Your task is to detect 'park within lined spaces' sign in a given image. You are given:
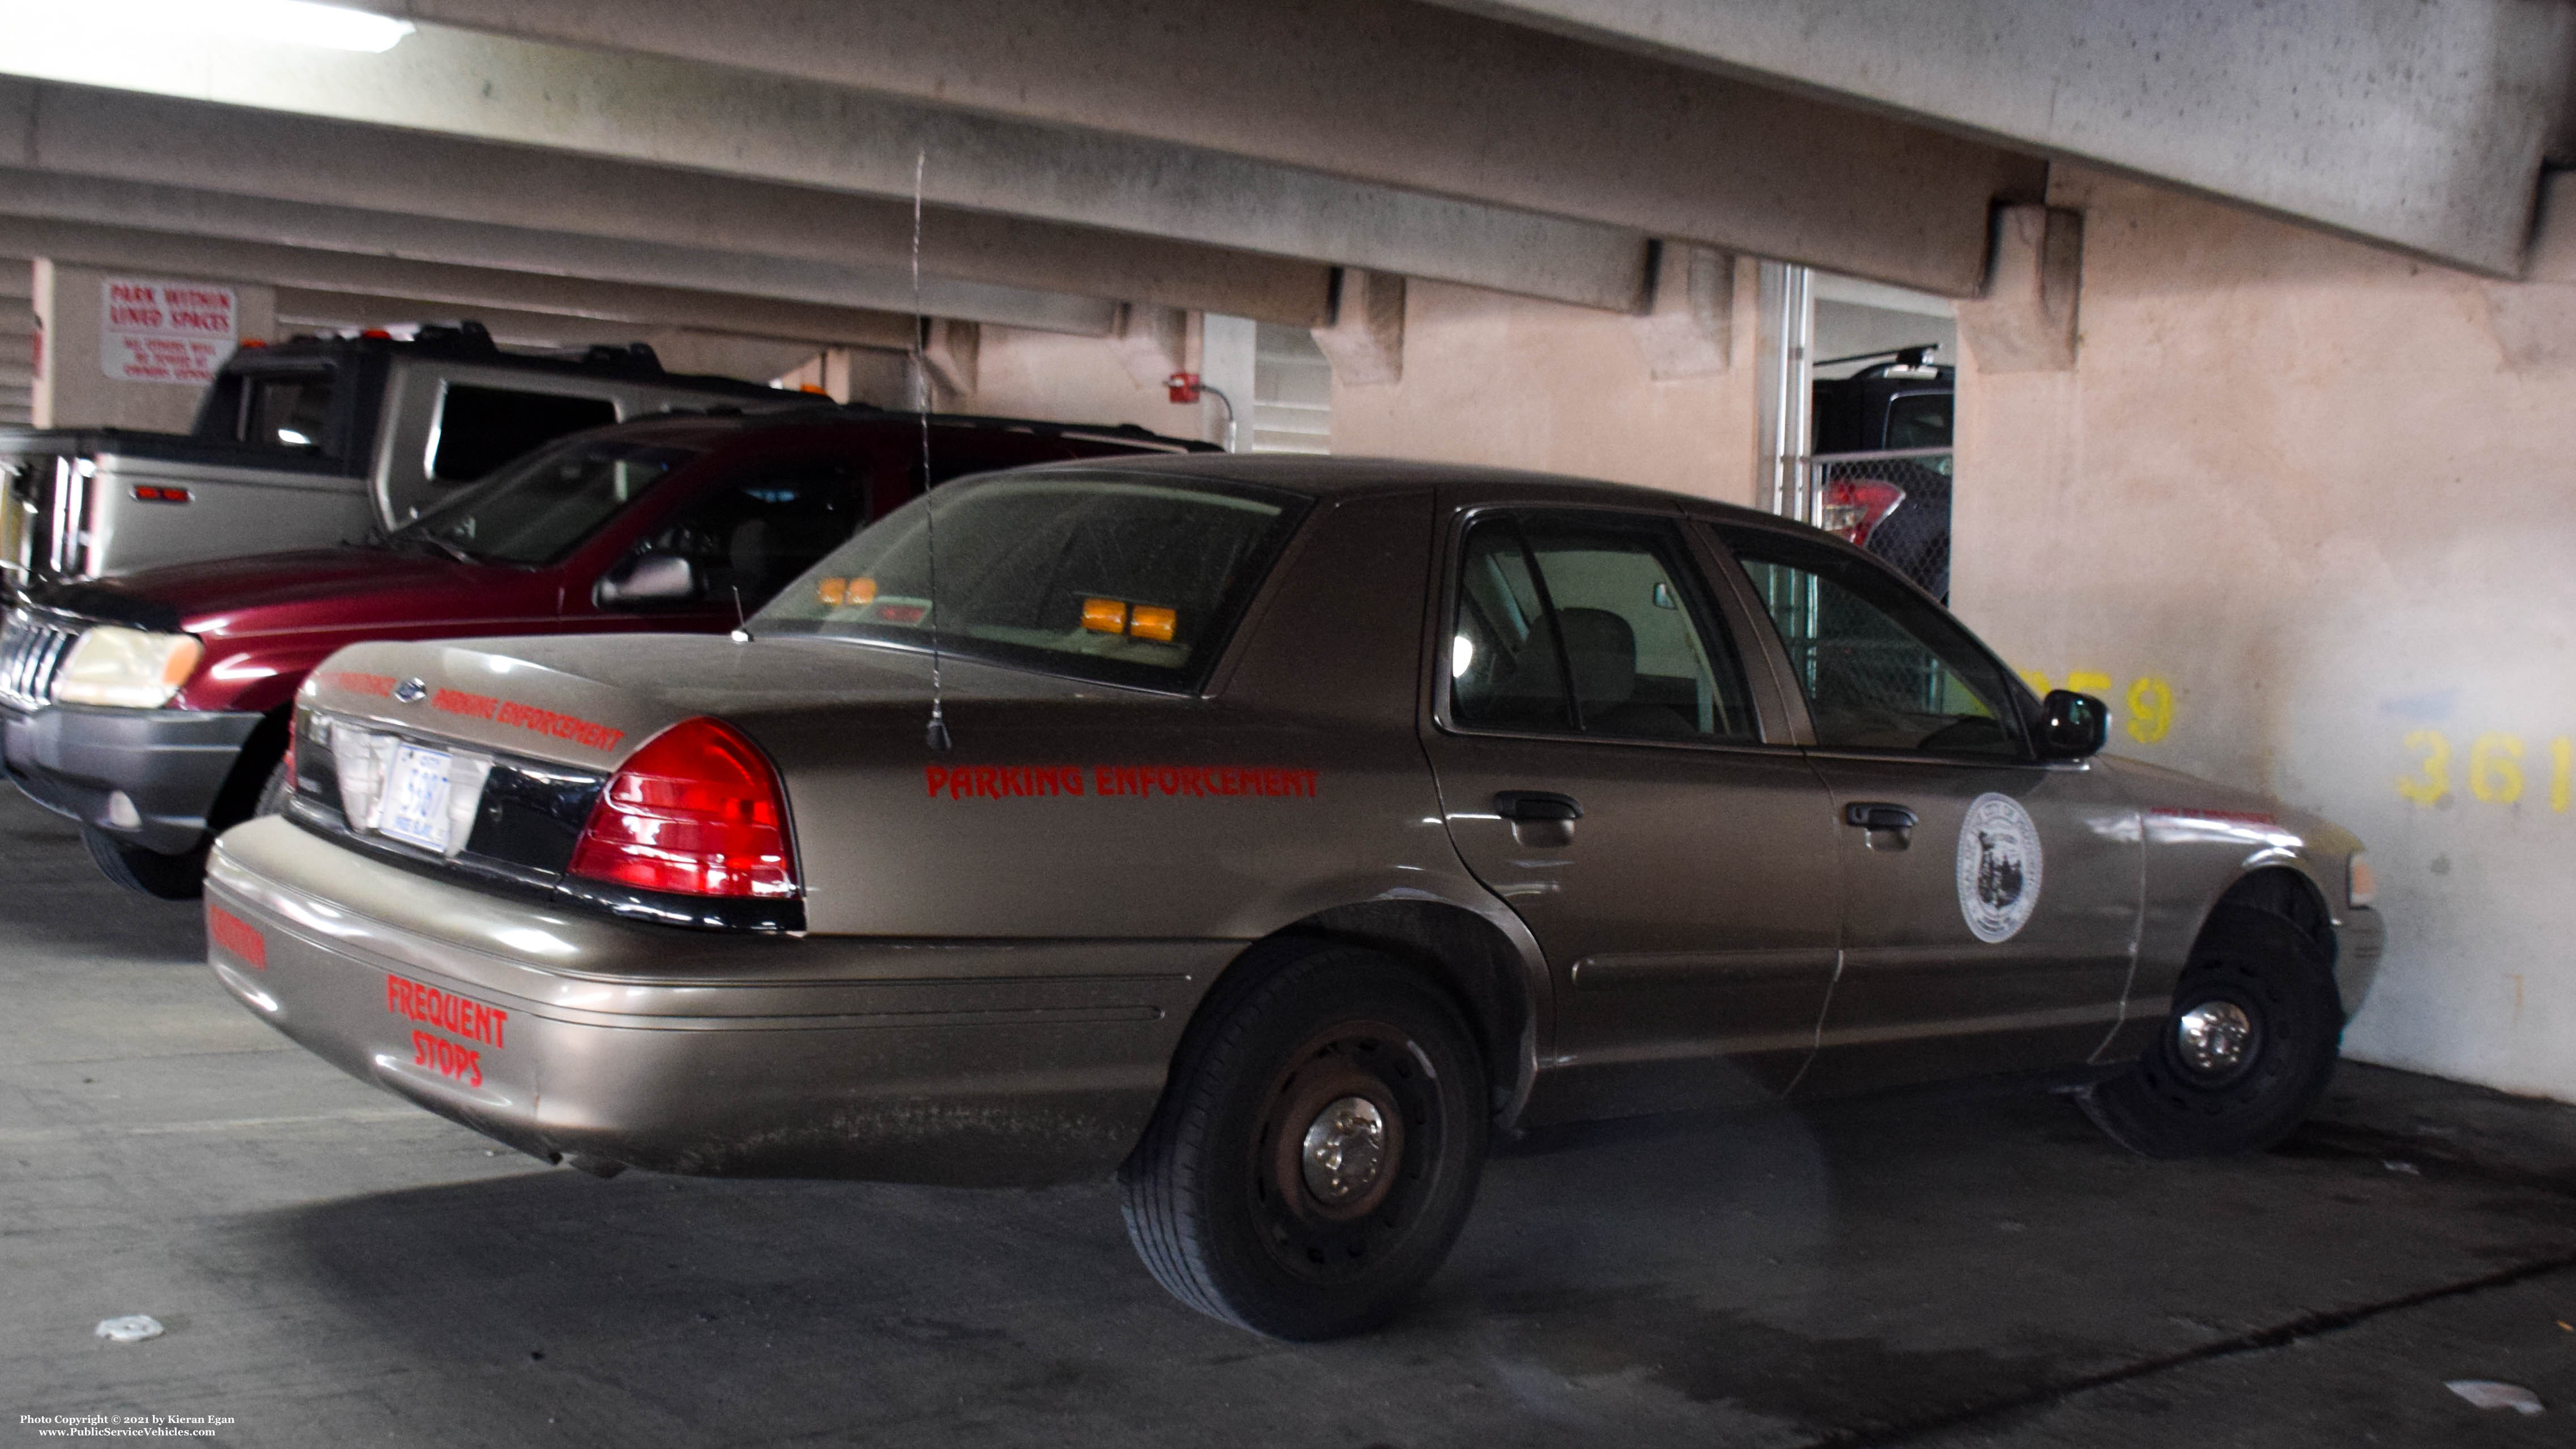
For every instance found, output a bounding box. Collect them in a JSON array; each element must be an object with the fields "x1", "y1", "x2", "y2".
[{"x1": 101, "y1": 278, "x2": 236, "y2": 385}]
